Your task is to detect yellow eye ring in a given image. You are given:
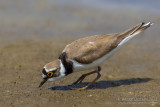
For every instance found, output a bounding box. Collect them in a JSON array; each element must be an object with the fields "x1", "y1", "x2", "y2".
[{"x1": 47, "y1": 72, "x2": 53, "y2": 77}]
